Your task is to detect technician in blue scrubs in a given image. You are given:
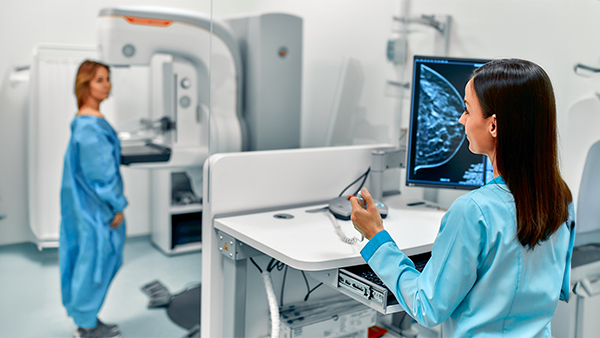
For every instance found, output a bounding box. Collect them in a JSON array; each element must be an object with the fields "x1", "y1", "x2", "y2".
[
  {"x1": 60, "y1": 60, "x2": 127, "y2": 338},
  {"x1": 351, "y1": 59, "x2": 575, "y2": 337}
]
